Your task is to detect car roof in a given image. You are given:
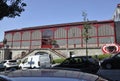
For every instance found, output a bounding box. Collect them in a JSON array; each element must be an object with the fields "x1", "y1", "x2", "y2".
[{"x1": 6, "y1": 69, "x2": 99, "y2": 81}]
